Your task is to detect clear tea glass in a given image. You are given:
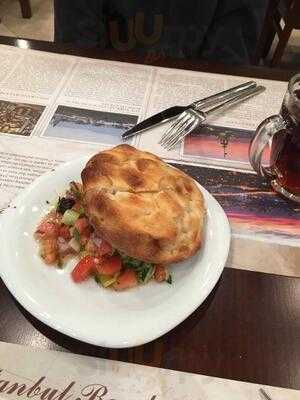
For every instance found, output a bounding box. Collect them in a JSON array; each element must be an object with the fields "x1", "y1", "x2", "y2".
[{"x1": 249, "y1": 73, "x2": 300, "y2": 202}]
